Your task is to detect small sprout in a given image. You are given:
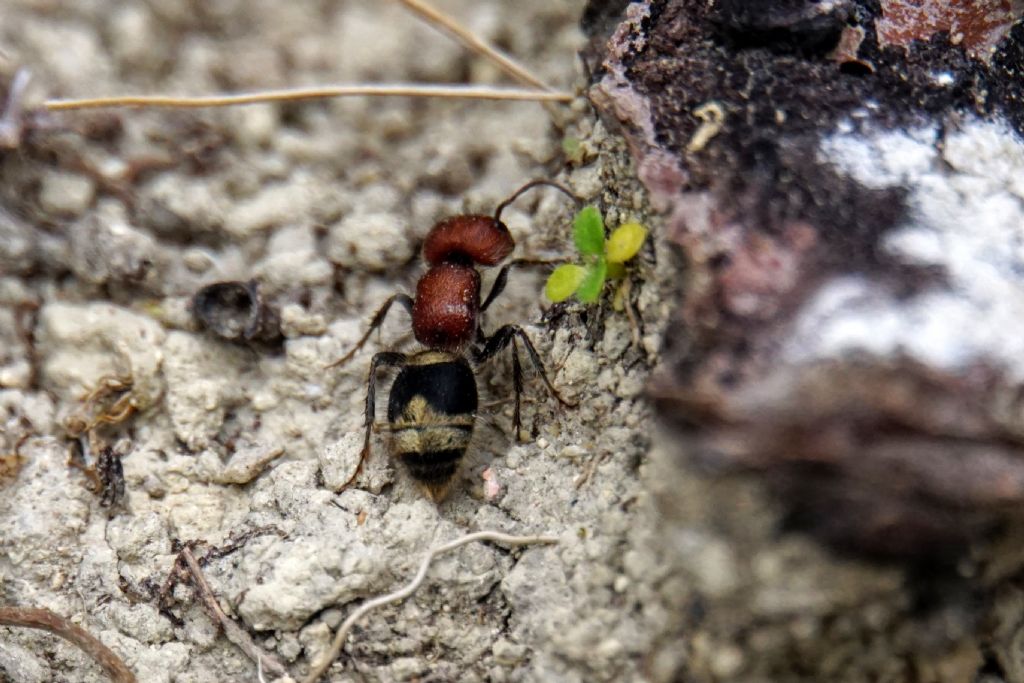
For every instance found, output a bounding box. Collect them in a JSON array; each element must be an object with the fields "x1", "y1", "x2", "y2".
[
  {"x1": 573, "y1": 205, "x2": 605, "y2": 256},
  {"x1": 545, "y1": 264, "x2": 587, "y2": 302},
  {"x1": 612, "y1": 279, "x2": 629, "y2": 311},
  {"x1": 562, "y1": 136, "x2": 584, "y2": 164},
  {"x1": 545, "y1": 206, "x2": 648, "y2": 304},
  {"x1": 576, "y1": 256, "x2": 607, "y2": 303},
  {"x1": 606, "y1": 223, "x2": 648, "y2": 263}
]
